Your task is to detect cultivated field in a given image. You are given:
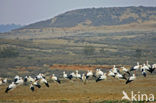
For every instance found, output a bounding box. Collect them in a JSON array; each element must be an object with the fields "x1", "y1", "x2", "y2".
[{"x1": 0, "y1": 69, "x2": 156, "y2": 103}]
